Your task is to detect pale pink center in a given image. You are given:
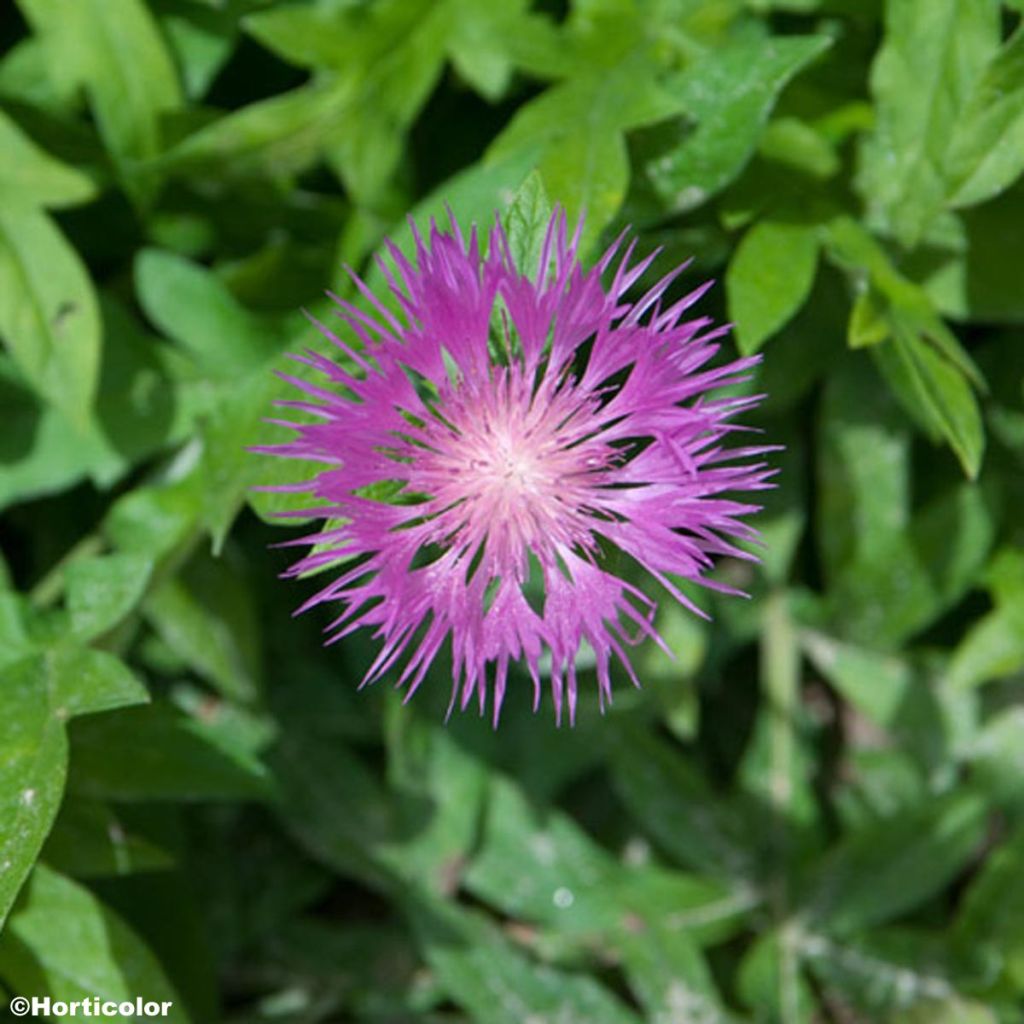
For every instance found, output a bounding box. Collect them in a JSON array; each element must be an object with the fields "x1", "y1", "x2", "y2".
[{"x1": 403, "y1": 369, "x2": 615, "y2": 577}]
